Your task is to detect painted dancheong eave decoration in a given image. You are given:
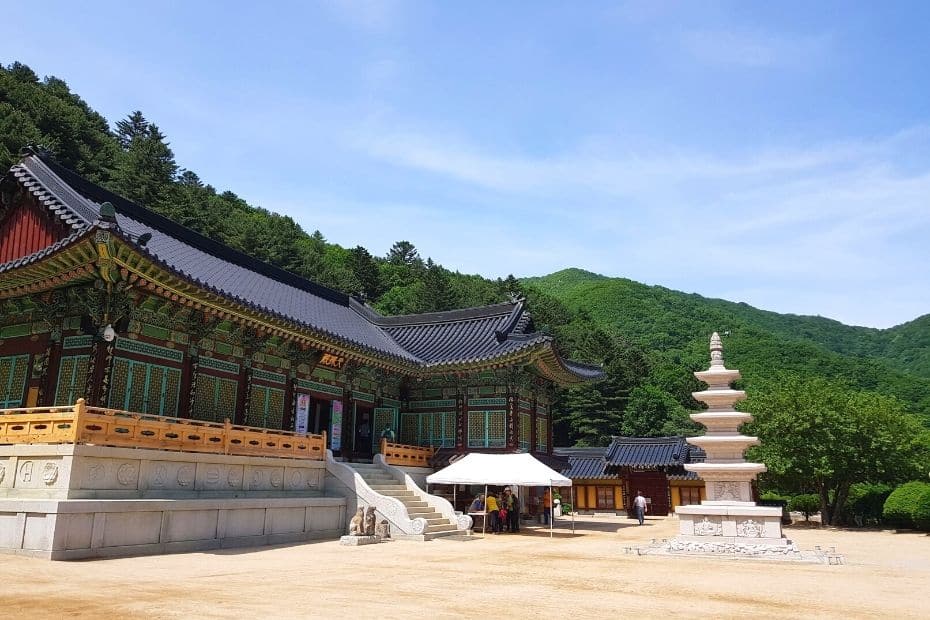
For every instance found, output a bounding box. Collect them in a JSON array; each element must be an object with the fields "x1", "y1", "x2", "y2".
[{"x1": 0, "y1": 149, "x2": 602, "y2": 385}]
